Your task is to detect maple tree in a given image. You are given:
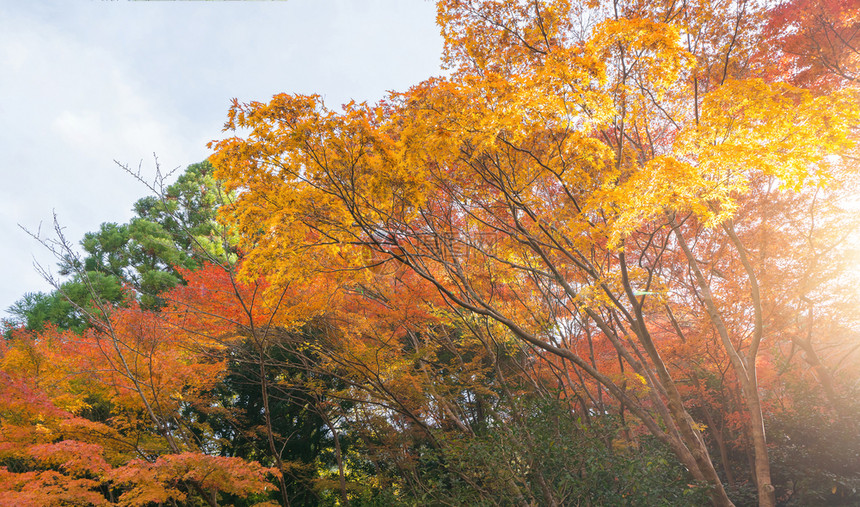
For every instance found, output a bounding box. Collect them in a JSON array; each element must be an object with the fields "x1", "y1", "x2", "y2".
[
  {"x1": 1, "y1": 198, "x2": 278, "y2": 505},
  {"x1": 0, "y1": 319, "x2": 279, "y2": 506},
  {"x1": 209, "y1": 1, "x2": 859, "y2": 506},
  {"x1": 763, "y1": 0, "x2": 859, "y2": 89}
]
